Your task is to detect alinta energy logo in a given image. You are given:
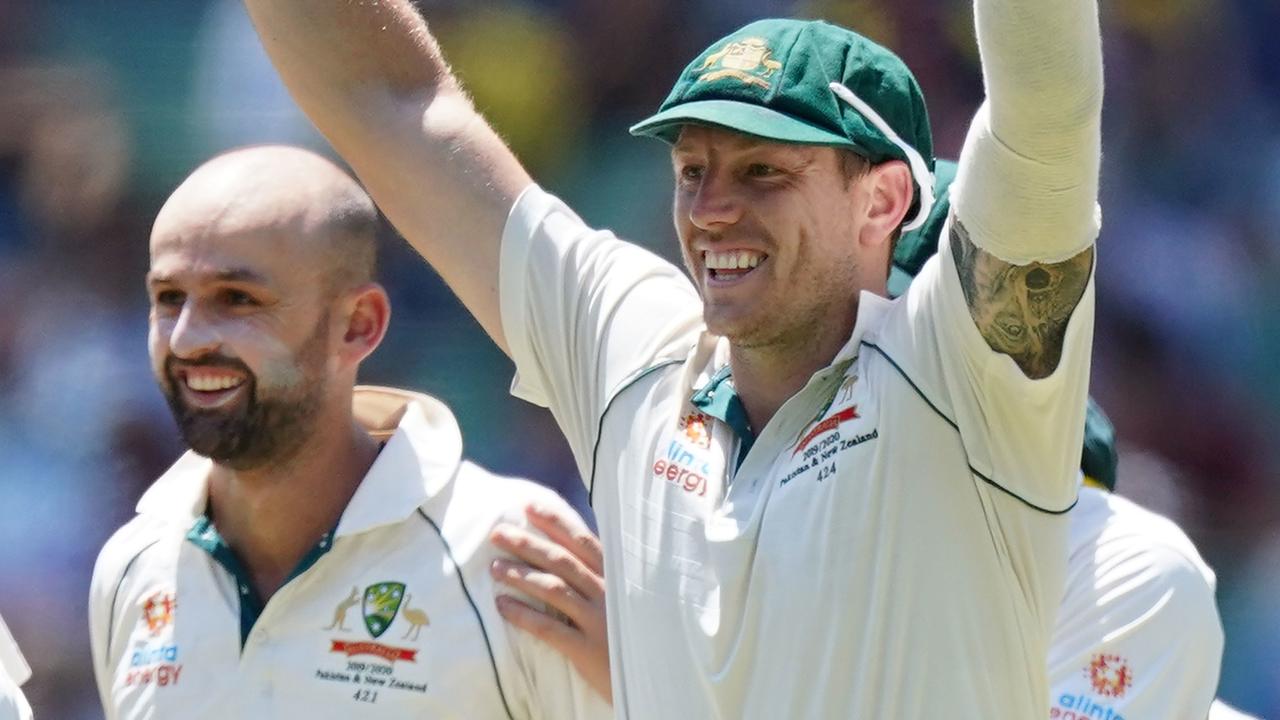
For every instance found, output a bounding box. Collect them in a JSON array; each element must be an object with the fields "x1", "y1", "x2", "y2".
[
  {"x1": 141, "y1": 590, "x2": 176, "y2": 636},
  {"x1": 1086, "y1": 653, "x2": 1133, "y2": 698},
  {"x1": 1052, "y1": 654, "x2": 1134, "y2": 719},
  {"x1": 678, "y1": 412, "x2": 711, "y2": 450},
  {"x1": 126, "y1": 590, "x2": 182, "y2": 689}
]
